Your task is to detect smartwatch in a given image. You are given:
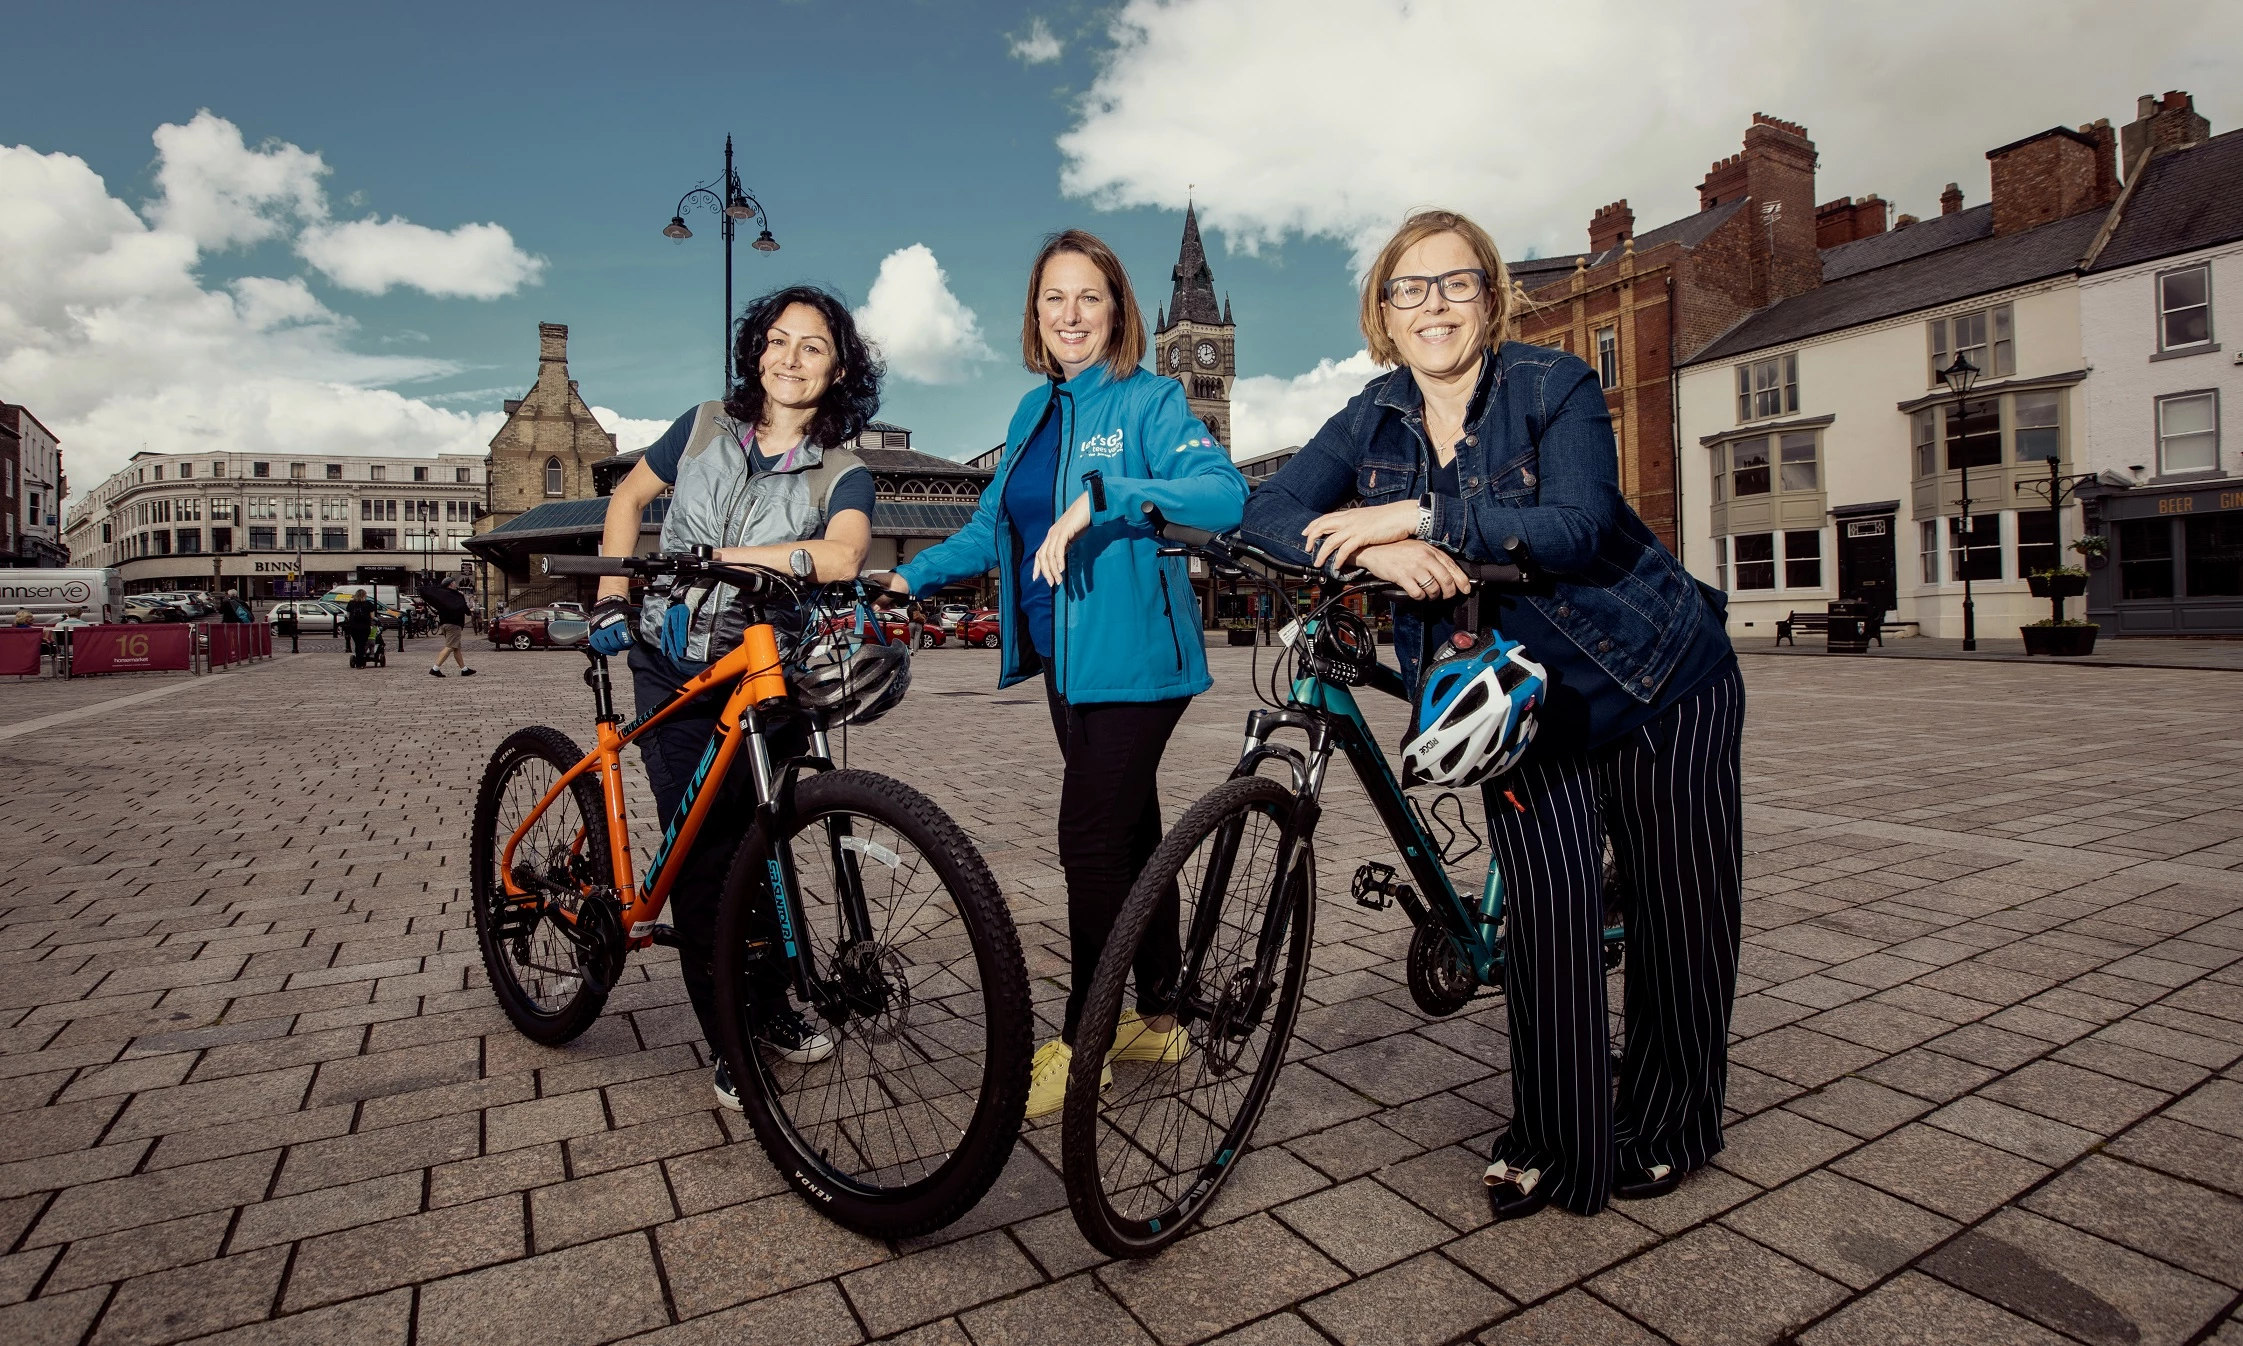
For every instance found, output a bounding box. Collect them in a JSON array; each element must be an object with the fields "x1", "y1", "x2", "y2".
[
  {"x1": 789, "y1": 547, "x2": 815, "y2": 579},
  {"x1": 1414, "y1": 493, "x2": 1435, "y2": 541}
]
